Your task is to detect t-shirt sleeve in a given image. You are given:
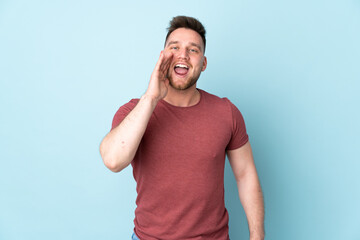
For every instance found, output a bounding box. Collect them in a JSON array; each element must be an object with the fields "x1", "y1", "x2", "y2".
[
  {"x1": 111, "y1": 99, "x2": 139, "y2": 131},
  {"x1": 226, "y1": 99, "x2": 249, "y2": 150}
]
